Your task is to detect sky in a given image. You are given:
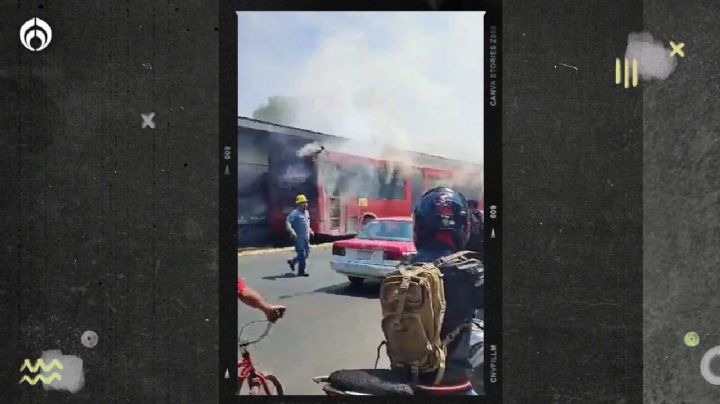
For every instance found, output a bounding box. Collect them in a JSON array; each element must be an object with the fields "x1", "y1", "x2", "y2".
[{"x1": 237, "y1": 12, "x2": 485, "y2": 163}]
